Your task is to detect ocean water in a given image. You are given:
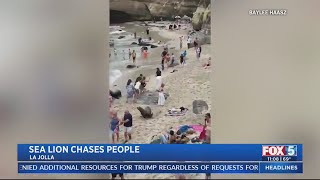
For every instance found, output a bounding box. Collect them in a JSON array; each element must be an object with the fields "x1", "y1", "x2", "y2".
[{"x1": 109, "y1": 24, "x2": 157, "y2": 86}]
